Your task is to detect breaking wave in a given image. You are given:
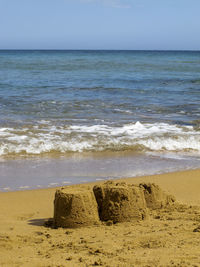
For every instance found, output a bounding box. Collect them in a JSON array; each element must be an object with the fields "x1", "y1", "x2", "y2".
[{"x1": 0, "y1": 121, "x2": 200, "y2": 156}]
